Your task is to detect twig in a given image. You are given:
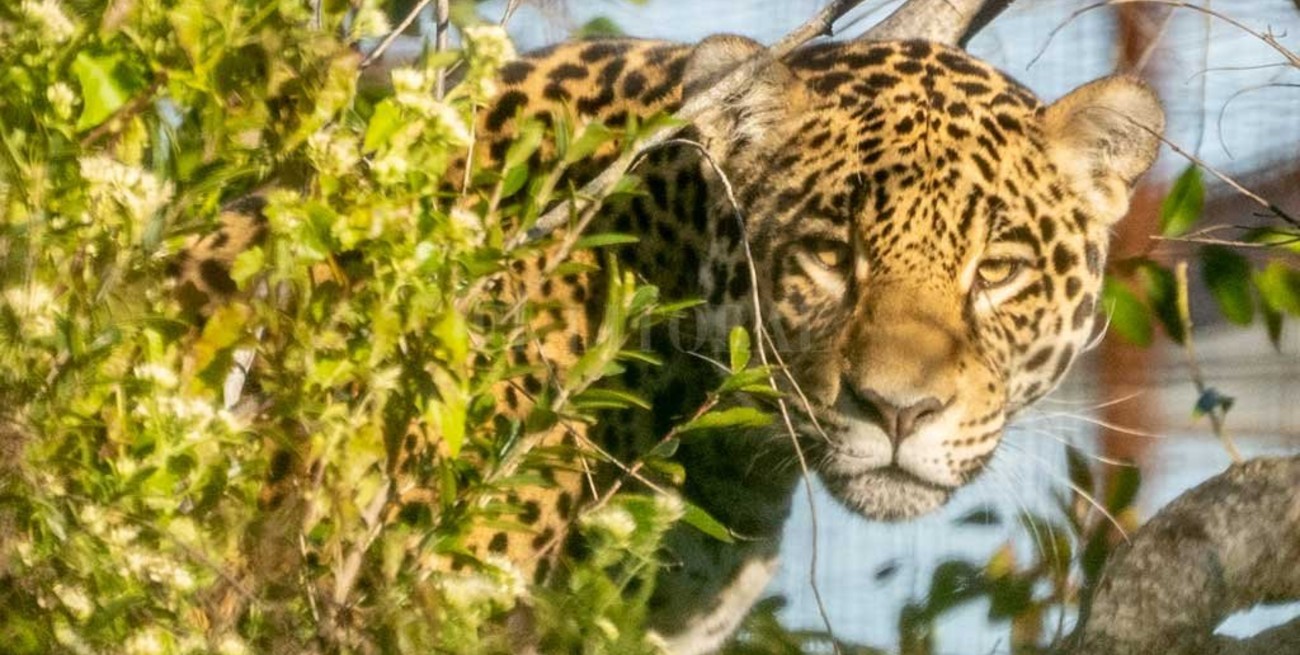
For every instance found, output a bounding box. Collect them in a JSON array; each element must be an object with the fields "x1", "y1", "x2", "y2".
[
  {"x1": 360, "y1": 0, "x2": 434, "y2": 69},
  {"x1": 1173, "y1": 262, "x2": 1241, "y2": 462},
  {"x1": 434, "y1": 0, "x2": 450, "y2": 100},
  {"x1": 79, "y1": 77, "x2": 165, "y2": 148},
  {"x1": 327, "y1": 482, "x2": 392, "y2": 636},
  {"x1": 684, "y1": 137, "x2": 842, "y2": 653},
  {"x1": 1033, "y1": 1, "x2": 1300, "y2": 71},
  {"x1": 1129, "y1": 119, "x2": 1300, "y2": 229},
  {"x1": 1216, "y1": 83, "x2": 1300, "y2": 160}
]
